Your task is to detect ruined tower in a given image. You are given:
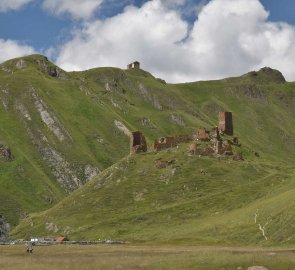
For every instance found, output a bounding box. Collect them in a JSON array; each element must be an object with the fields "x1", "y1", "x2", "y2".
[
  {"x1": 130, "y1": 131, "x2": 147, "y2": 154},
  {"x1": 218, "y1": 112, "x2": 233, "y2": 136}
]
